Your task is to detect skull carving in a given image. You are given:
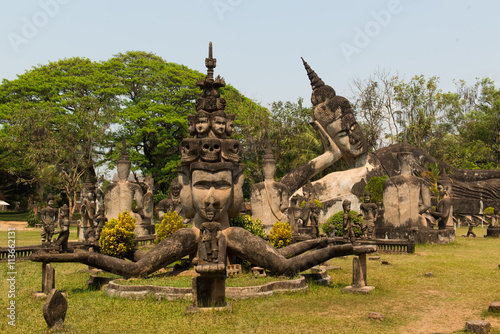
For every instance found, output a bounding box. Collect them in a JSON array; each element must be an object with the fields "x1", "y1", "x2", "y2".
[
  {"x1": 180, "y1": 138, "x2": 200, "y2": 163},
  {"x1": 200, "y1": 138, "x2": 221, "y2": 162},
  {"x1": 221, "y1": 139, "x2": 242, "y2": 162}
]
